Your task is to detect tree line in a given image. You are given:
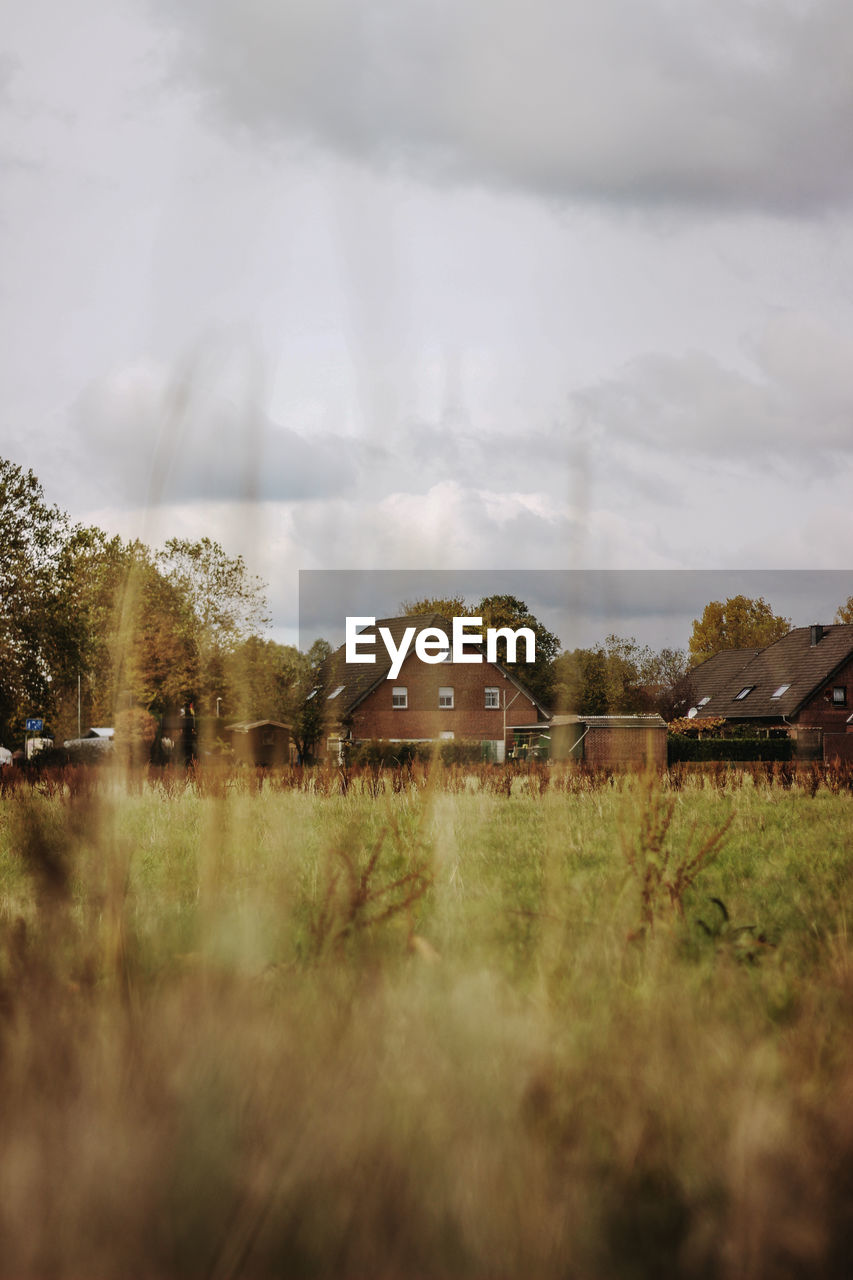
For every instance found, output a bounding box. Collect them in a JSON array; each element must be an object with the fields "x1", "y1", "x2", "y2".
[{"x1": 0, "y1": 458, "x2": 327, "y2": 753}]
